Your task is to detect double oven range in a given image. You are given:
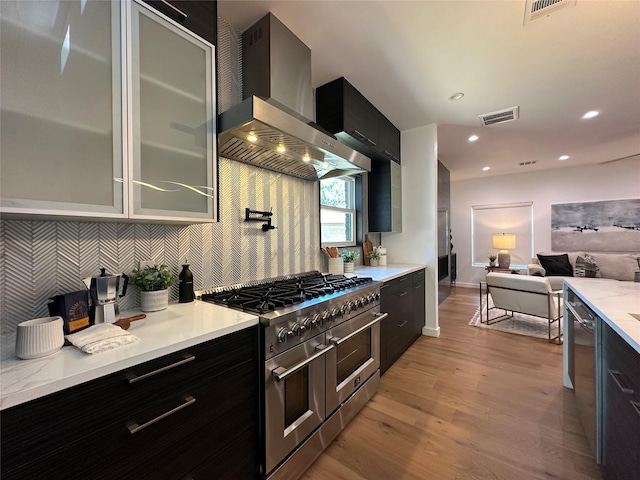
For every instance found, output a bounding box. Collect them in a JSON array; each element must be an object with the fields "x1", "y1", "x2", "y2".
[{"x1": 201, "y1": 272, "x2": 386, "y2": 479}]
